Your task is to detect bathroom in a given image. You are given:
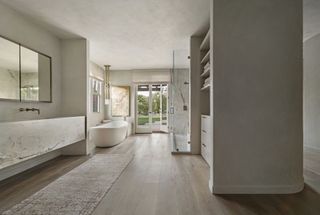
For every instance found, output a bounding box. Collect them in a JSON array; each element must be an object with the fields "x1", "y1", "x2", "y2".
[
  {"x1": 0, "y1": 1, "x2": 192, "y2": 212},
  {"x1": 0, "y1": 3, "x2": 191, "y2": 184},
  {"x1": 1, "y1": 0, "x2": 318, "y2": 214}
]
